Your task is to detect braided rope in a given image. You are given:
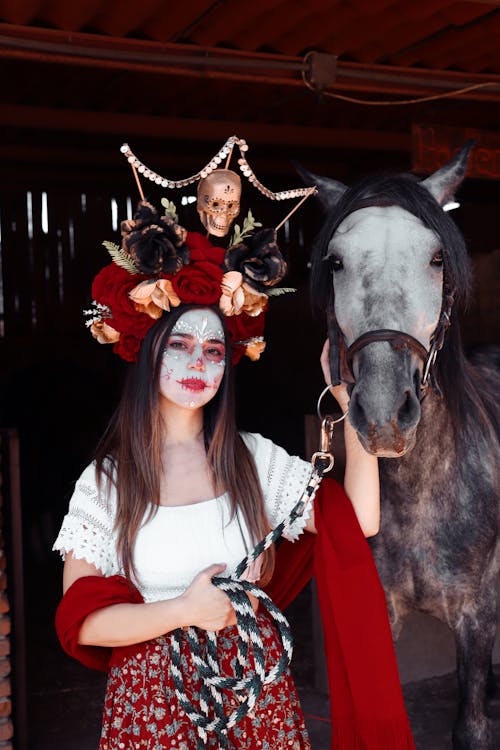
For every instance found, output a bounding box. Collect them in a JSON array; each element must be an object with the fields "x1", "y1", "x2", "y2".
[{"x1": 167, "y1": 467, "x2": 325, "y2": 747}]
